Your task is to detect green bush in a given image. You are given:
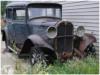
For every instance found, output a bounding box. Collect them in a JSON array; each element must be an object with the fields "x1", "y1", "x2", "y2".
[
  {"x1": 1, "y1": 1, "x2": 8, "y2": 16},
  {"x1": 14, "y1": 55, "x2": 99, "y2": 74}
]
